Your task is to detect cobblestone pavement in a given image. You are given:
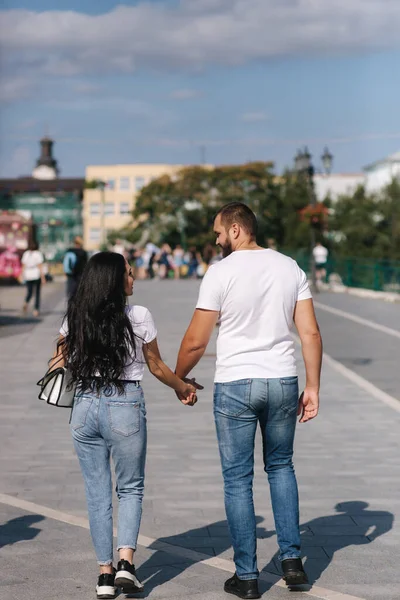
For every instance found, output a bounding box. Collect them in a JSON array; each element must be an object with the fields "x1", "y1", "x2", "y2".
[{"x1": 0, "y1": 280, "x2": 399, "y2": 600}]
